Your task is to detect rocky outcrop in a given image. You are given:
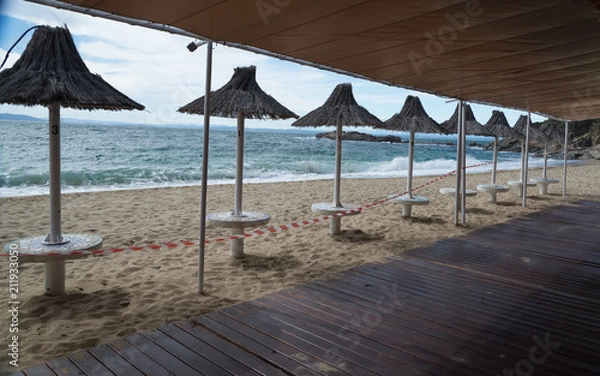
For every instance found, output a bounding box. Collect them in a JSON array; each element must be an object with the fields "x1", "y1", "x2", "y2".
[{"x1": 316, "y1": 131, "x2": 402, "y2": 143}]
